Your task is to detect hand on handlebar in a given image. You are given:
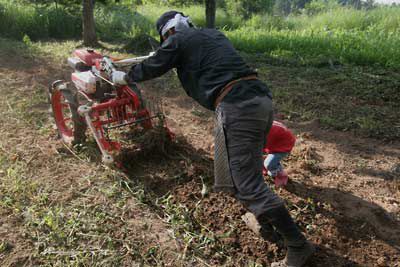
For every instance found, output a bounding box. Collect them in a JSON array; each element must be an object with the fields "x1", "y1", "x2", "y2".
[
  {"x1": 100, "y1": 57, "x2": 128, "y2": 85},
  {"x1": 101, "y1": 57, "x2": 116, "y2": 76},
  {"x1": 111, "y1": 70, "x2": 128, "y2": 85}
]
